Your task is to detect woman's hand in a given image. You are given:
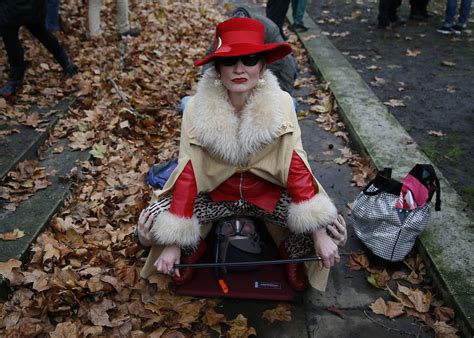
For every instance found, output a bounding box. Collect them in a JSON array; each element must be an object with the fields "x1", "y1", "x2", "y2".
[
  {"x1": 326, "y1": 214, "x2": 347, "y2": 247},
  {"x1": 154, "y1": 245, "x2": 181, "y2": 277},
  {"x1": 137, "y1": 209, "x2": 156, "y2": 247},
  {"x1": 312, "y1": 228, "x2": 340, "y2": 270}
]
